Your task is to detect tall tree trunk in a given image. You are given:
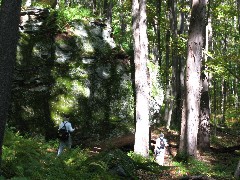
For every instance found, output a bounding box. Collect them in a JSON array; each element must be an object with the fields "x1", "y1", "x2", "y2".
[
  {"x1": 235, "y1": 160, "x2": 240, "y2": 179},
  {"x1": 132, "y1": 0, "x2": 150, "y2": 157},
  {"x1": 179, "y1": 39, "x2": 187, "y2": 152},
  {"x1": 0, "y1": 0, "x2": 22, "y2": 168},
  {"x1": 163, "y1": 29, "x2": 170, "y2": 124},
  {"x1": 119, "y1": 0, "x2": 126, "y2": 37},
  {"x1": 221, "y1": 79, "x2": 226, "y2": 124},
  {"x1": 179, "y1": 98, "x2": 187, "y2": 152},
  {"x1": 169, "y1": 0, "x2": 179, "y2": 129},
  {"x1": 198, "y1": 66, "x2": 210, "y2": 151},
  {"x1": 163, "y1": 0, "x2": 171, "y2": 124},
  {"x1": 237, "y1": 0, "x2": 240, "y2": 34},
  {"x1": 179, "y1": 58, "x2": 186, "y2": 152},
  {"x1": 178, "y1": 0, "x2": 187, "y2": 151},
  {"x1": 103, "y1": 0, "x2": 113, "y2": 24},
  {"x1": 156, "y1": 0, "x2": 162, "y2": 67},
  {"x1": 198, "y1": 7, "x2": 211, "y2": 151},
  {"x1": 213, "y1": 79, "x2": 217, "y2": 136},
  {"x1": 92, "y1": 0, "x2": 97, "y2": 14},
  {"x1": 236, "y1": 0, "x2": 240, "y2": 111},
  {"x1": 172, "y1": 0, "x2": 187, "y2": 130},
  {"x1": 180, "y1": 0, "x2": 207, "y2": 157},
  {"x1": 235, "y1": 69, "x2": 239, "y2": 110}
]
